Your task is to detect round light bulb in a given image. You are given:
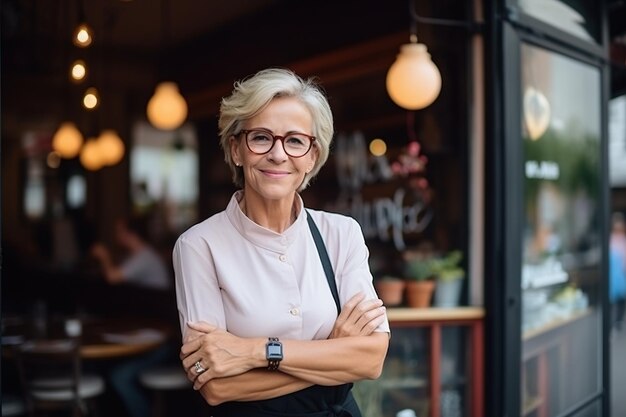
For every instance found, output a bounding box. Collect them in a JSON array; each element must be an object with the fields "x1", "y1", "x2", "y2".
[
  {"x1": 70, "y1": 60, "x2": 87, "y2": 82},
  {"x1": 83, "y1": 87, "x2": 99, "y2": 109},
  {"x1": 52, "y1": 121, "x2": 84, "y2": 158},
  {"x1": 97, "y1": 129, "x2": 125, "y2": 166},
  {"x1": 369, "y1": 138, "x2": 387, "y2": 156},
  {"x1": 386, "y1": 42, "x2": 442, "y2": 110},
  {"x1": 73, "y1": 23, "x2": 93, "y2": 48},
  {"x1": 80, "y1": 138, "x2": 104, "y2": 171},
  {"x1": 146, "y1": 82, "x2": 188, "y2": 130}
]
